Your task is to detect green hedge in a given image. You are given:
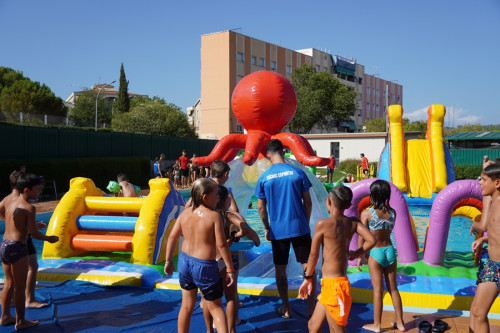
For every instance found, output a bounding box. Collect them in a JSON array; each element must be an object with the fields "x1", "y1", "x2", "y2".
[
  {"x1": 338, "y1": 159, "x2": 378, "y2": 177},
  {"x1": 454, "y1": 164, "x2": 482, "y2": 180},
  {"x1": 0, "y1": 156, "x2": 151, "y2": 199}
]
